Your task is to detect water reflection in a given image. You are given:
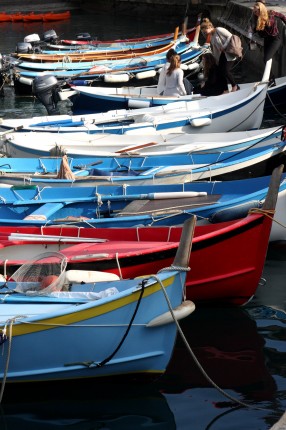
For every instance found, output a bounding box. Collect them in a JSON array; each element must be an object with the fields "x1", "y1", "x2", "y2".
[
  {"x1": 162, "y1": 307, "x2": 277, "y2": 400},
  {"x1": 0, "y1": 383, "x2": 176, "y2": 430},
  {"x1": 0, "y1": 305, "x2": 281, "y2": 430}
]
